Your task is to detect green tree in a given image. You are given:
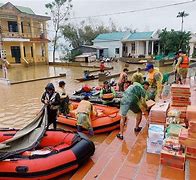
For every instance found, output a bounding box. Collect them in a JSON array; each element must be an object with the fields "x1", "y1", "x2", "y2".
[
  {"x1": 177, "y1": 11, "x2": 189, "y2": 32},
  {"x1": 45, "y1": 0, "x2": 72, "y2": 62},
  {"x1": 61, "y1": 20, "x2": 118, "y2": 48},
  {"x1": 159, "y1": 29, "x2": 191, "y2": 55}
]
